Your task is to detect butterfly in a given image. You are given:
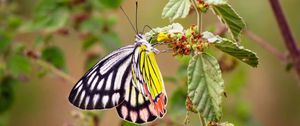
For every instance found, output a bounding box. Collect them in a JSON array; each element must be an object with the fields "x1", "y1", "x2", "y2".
[{"x1": 68, "y1": 34, "x2": 168, "y2": 124}]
